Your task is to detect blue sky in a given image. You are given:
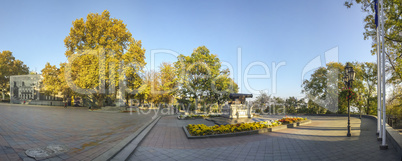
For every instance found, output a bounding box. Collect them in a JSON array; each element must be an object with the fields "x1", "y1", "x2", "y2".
[{"x1": 0, "y1": 0, "x2": 374, "y2": 99}]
